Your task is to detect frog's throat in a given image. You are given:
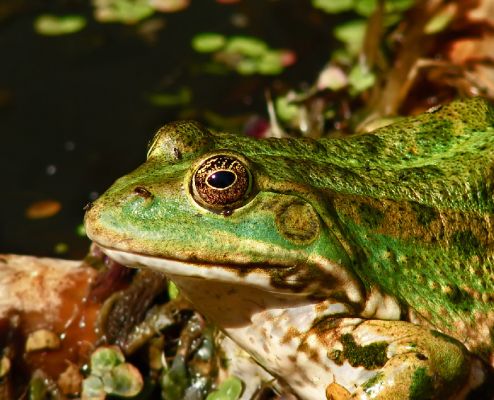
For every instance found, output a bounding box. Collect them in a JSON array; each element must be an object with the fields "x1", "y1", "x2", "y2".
[{"x1": 98, "y1": 246, "x2": 365, "y2": 304}]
